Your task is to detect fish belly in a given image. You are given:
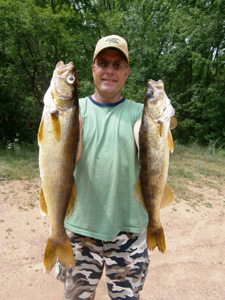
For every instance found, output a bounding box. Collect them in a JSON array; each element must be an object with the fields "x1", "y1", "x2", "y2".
[
  {"x1": 38, "y1": 106, "x2": 79, "y2": 272},
  {"x1": 139, "y1": 117, "x2": 170, "y2": 253}
]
